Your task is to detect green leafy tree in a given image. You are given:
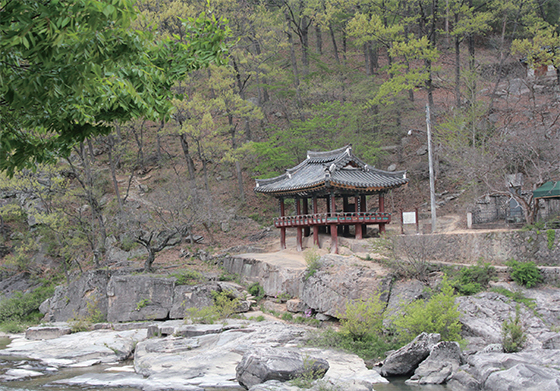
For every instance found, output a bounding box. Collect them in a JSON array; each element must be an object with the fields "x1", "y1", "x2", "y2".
[
  {"x1": 393, "y1": 277, "x2": 462, "y2": 344},
  {"x1": 0, "y1": 0, "x2": 229, "y2": 175},
  {"x1": 512, "y1": 24, "x2": 560, "y2": 85},
  {"x1": 339, "y1": 293, "x2": 385, "y2": 340}
]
